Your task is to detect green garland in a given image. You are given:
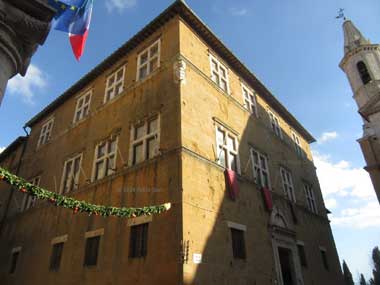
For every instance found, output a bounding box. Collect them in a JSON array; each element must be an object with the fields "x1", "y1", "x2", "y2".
[{"x1": 0, "y1": 167, "x2": 171, "y2": 218}]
